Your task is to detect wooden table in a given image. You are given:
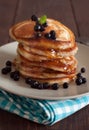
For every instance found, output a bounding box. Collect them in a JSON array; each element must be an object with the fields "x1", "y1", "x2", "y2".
[{"x1": 0, "y1": 0, "x2": 89, "y2": 129}]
